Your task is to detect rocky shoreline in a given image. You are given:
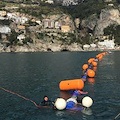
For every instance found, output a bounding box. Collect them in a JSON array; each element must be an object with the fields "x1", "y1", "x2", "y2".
[{"x1": 0, "y1": 42, "x2": 119, "y2": 53}]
